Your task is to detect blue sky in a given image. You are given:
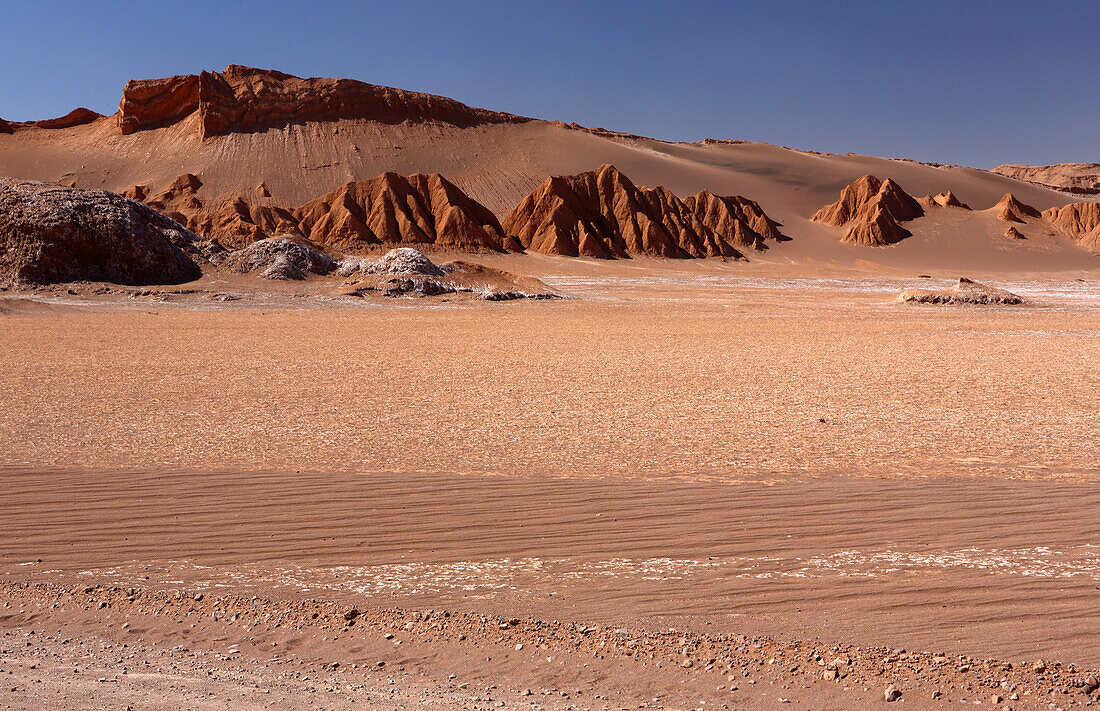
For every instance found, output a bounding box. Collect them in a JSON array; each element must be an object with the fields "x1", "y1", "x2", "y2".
[{"x1": 1, "y1": 0, "x2": 1096, "y2": 168}]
